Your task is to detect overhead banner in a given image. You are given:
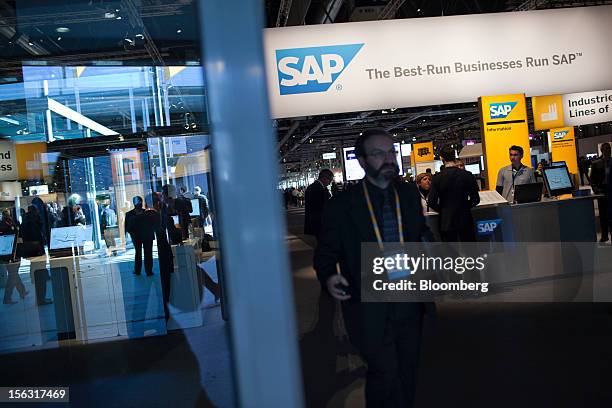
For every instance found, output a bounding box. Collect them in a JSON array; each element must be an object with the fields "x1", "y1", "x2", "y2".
[
  {"x1": 412, "y1": 142, "x2": 434, "y2": 163},
  {"x1": 264, "y1": 6, "x2": 612, "y2": 118},
  {"x1": 0, "y1": 140, "x2": 18, "y2": 181},
  {"x1": 479, "y1": 94, "x2": 530, "y2": 190},
  {"x1": 533, "y1": 90, "x2": 612, "y2": 129},
  {"x1": 549, "y1": 127, "x2": 578, "y2": 175},
  {"x1": 532, "y1": 94, "x2": 565, "y2": 131},
  {"x1": 563, "y1": 90, "x2": 612, "y2": 127}
]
